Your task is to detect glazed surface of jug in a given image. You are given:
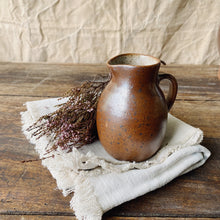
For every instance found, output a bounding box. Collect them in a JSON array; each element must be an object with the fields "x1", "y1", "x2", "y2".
[{"x1": 96, "y1": 53, "x2": 178, "y2": 162}]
